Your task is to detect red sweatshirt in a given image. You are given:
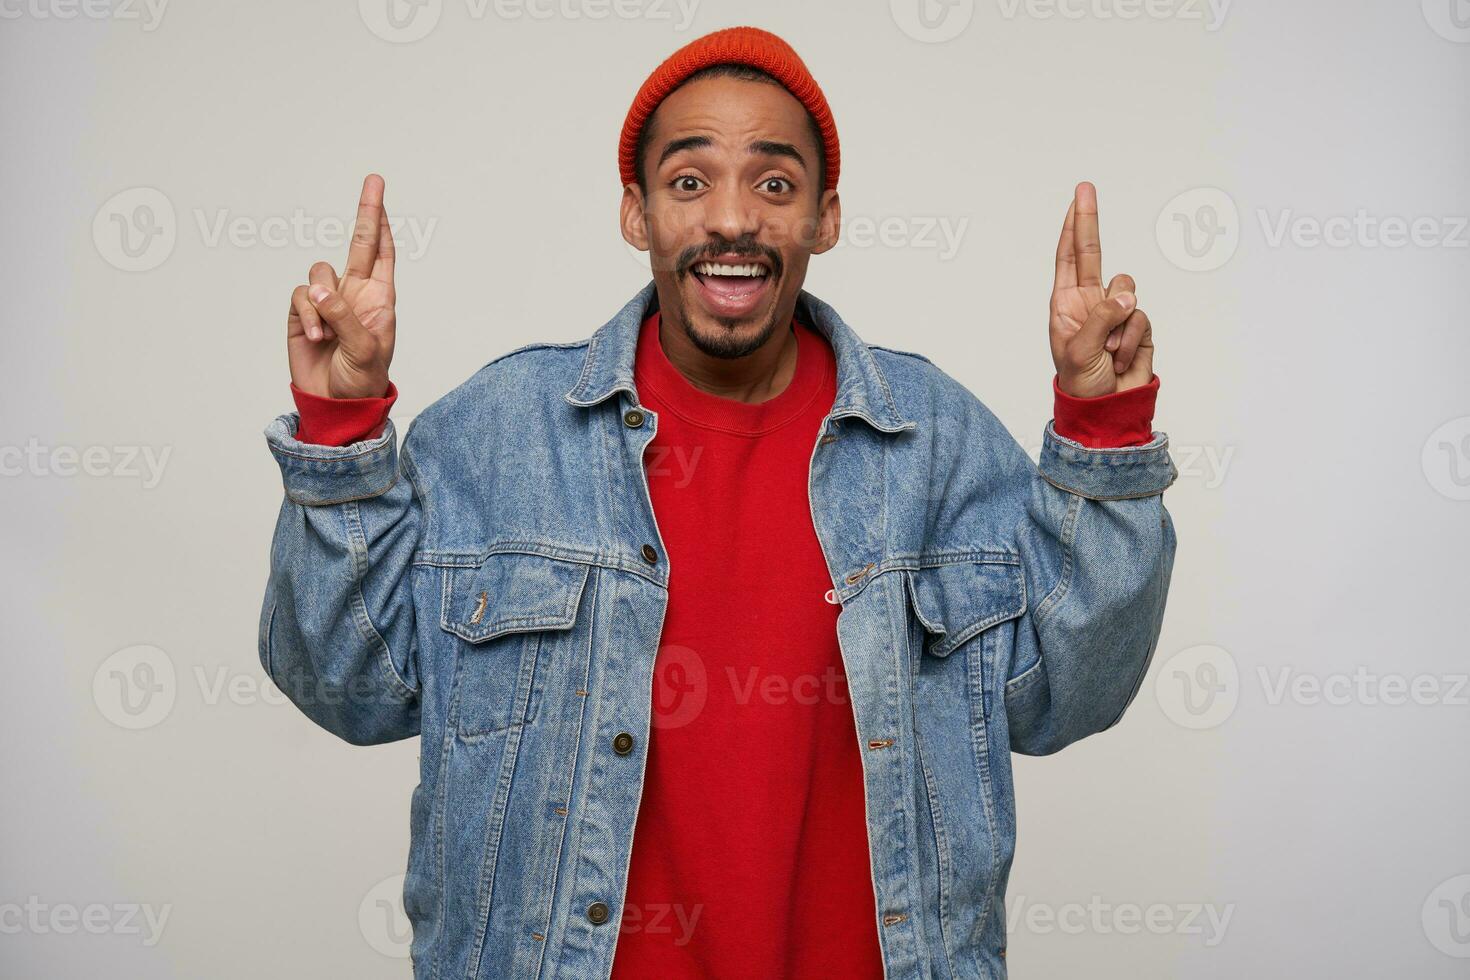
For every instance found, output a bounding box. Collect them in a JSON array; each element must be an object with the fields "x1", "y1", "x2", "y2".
[{"x1": 288, "y1": 321, "x2": 1158, "y2": 977}]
